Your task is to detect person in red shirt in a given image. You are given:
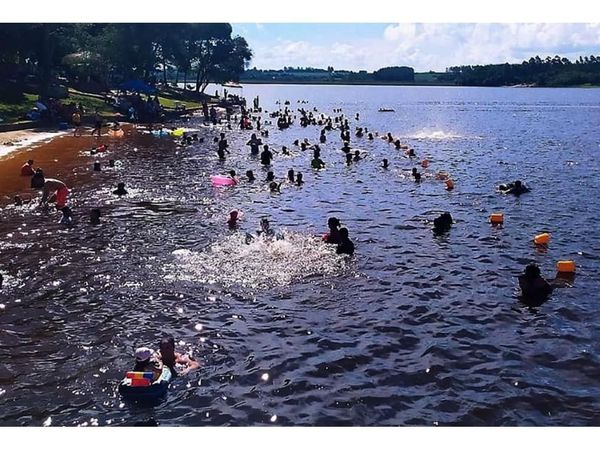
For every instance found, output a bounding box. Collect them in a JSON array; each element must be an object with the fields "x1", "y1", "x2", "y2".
[{"x1": 20, "y1": 160, "x2": 35, "y2": 176}]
